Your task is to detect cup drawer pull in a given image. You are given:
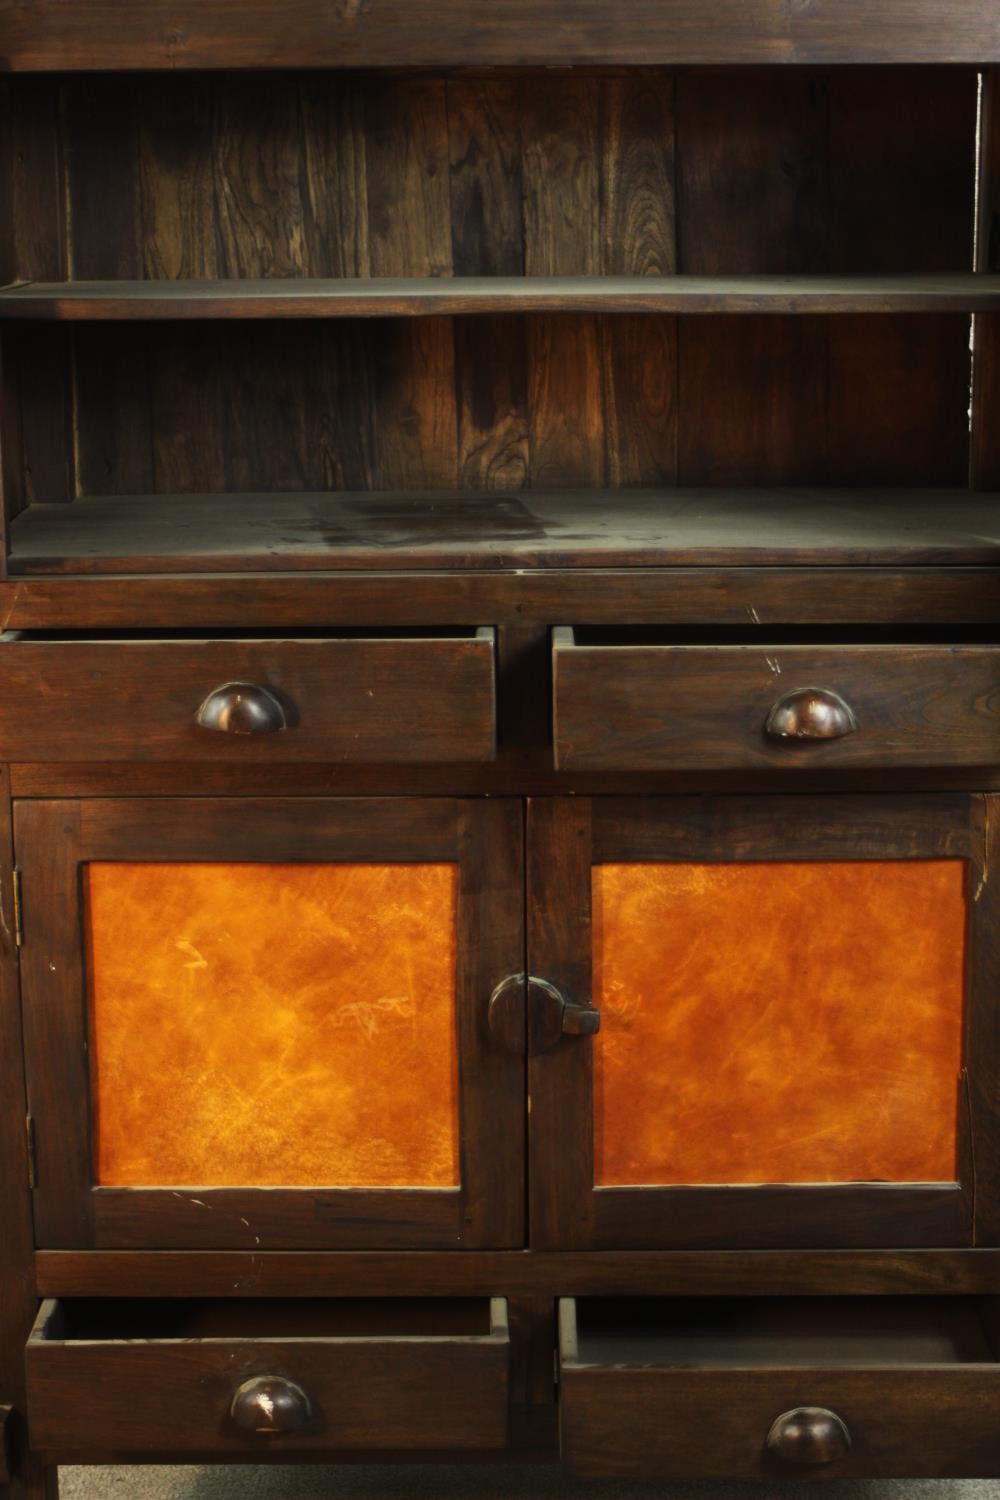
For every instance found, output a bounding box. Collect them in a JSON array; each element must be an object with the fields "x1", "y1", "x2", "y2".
[
  {"x1": 764, "y1": 687, "x2": 858, "y2": 742},
  {"x1": 230, "y1": 1376, "x2": 312, "y2": 1434},
  {"x1": 196, "y1": 682, "x2": 289, "y2": 735},
  {"x1": 765, "y1": 1406, "x2": 852, "y2": 1466}
]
